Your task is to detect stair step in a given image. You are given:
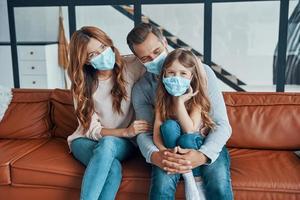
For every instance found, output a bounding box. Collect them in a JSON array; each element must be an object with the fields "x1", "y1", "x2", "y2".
[
  {"x1": 122, "y1": 5, "x2": 133, "y2": 13},
  {"x1": 113, "y1": 5, "x2": 246, "y2": 90},
  {"x1": 211, "y1": 64, "x2": 222, "y2": 74},
  {"x1": 224, "y1": 75, "x2": 238, "y2": 84},
  {"x1": 166, "y1": 36, "x2": 178, "y2": 43},
  {"x1": 179, "y1": 46, "x2": 193, "y2": 51},
  {"x1": 142, "y1": 16, "x2": 149, "y2": 23}
]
